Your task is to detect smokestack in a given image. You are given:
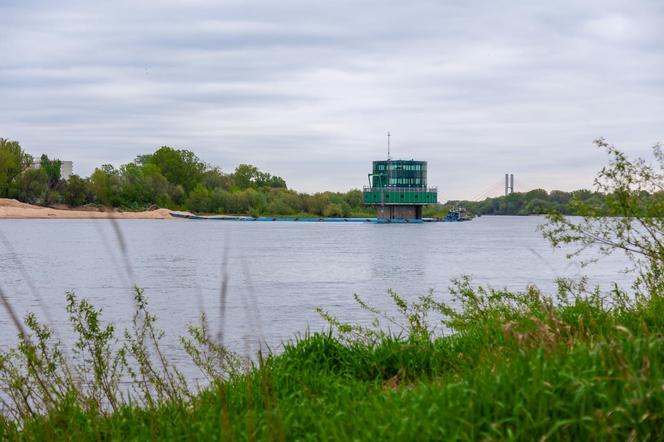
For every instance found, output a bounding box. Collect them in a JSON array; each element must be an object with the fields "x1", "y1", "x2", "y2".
[
  {"x1": 510, "y1": 174, "x2": 514, "y2": 194},
  {"x1": 505, "y1": 173, "x2": 509, "y2": 196}
]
